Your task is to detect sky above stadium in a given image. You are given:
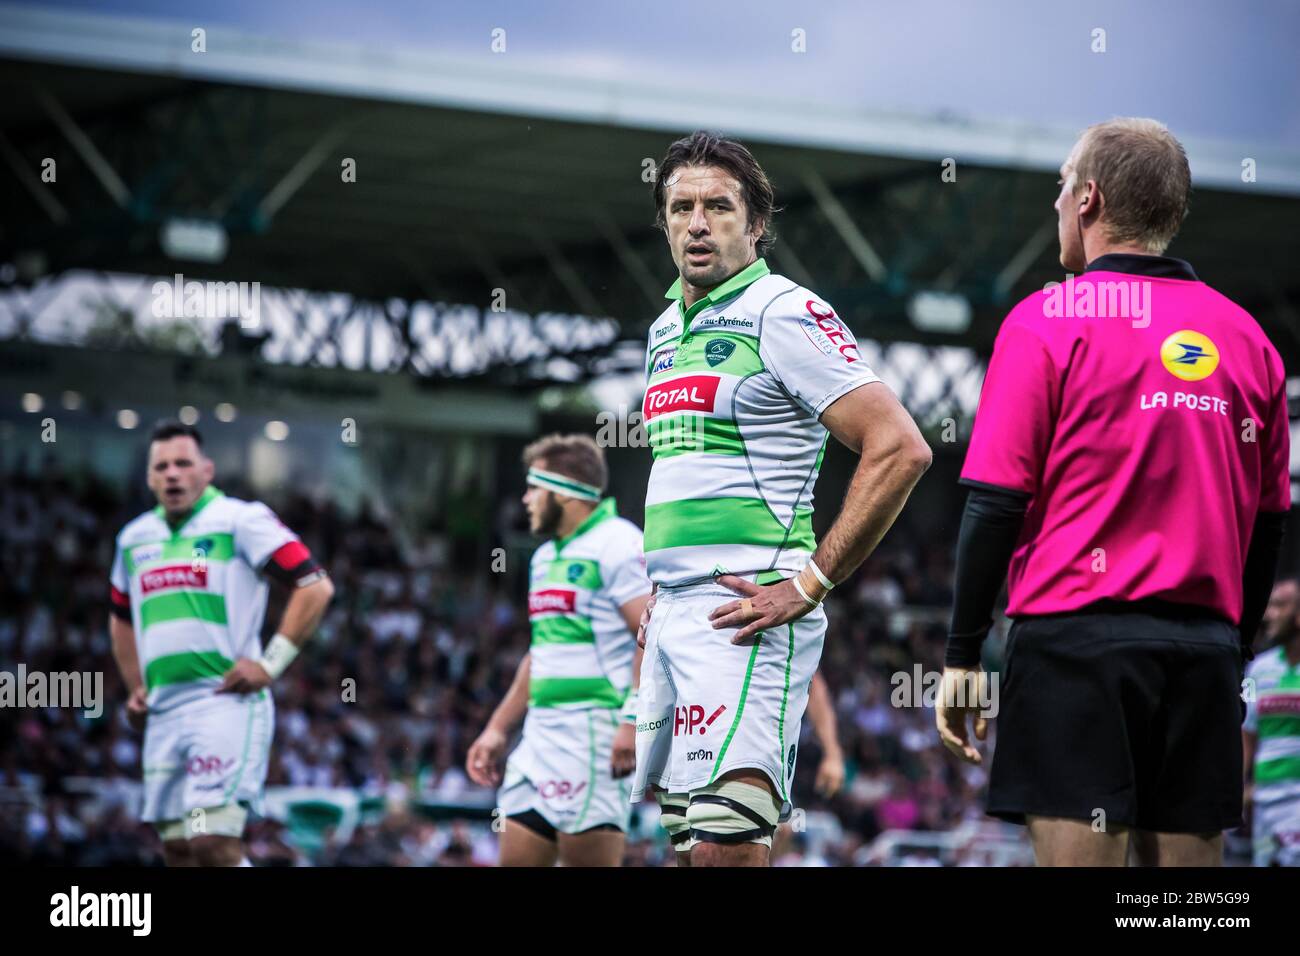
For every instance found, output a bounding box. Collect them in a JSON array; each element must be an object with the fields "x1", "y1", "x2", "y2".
[{"x1": 27, "y1": 0, "x2": 1300, "y2": 149}]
